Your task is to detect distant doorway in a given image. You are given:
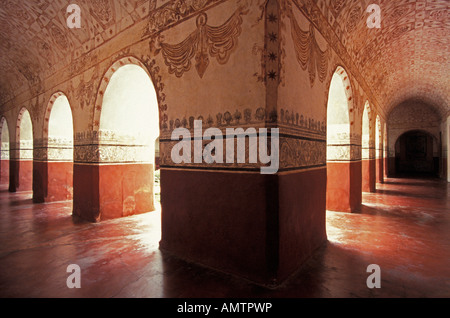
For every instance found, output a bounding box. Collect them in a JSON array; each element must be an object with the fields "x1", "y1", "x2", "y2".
[{"x1": 395, "y1": 130, "x2": 439, "y2": 177}]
